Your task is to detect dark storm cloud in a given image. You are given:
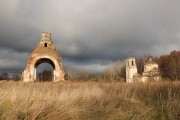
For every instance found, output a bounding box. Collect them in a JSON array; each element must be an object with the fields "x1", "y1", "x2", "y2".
[{"x1": 0, "y1": 0, "x2": 180, "y2": 73}]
